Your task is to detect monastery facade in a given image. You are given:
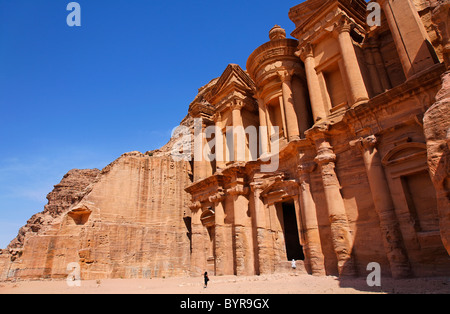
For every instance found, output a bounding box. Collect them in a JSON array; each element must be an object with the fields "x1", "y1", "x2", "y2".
[
  {"x1": 1, "y1": 0, "x2": 449, "y2": 281},
  {"x1": 185, "y1": 0, "x2": 450, "y2": 278}
]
